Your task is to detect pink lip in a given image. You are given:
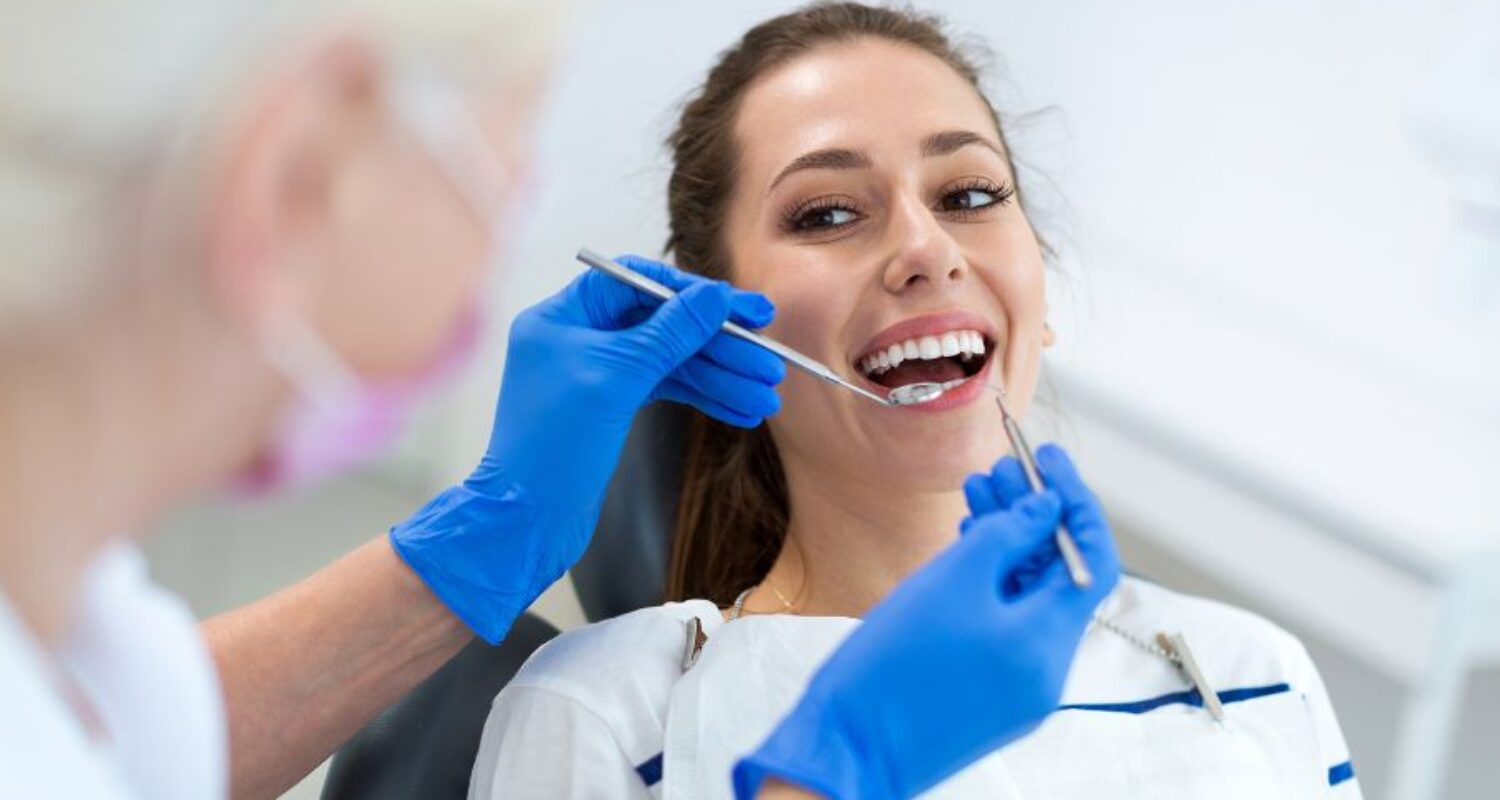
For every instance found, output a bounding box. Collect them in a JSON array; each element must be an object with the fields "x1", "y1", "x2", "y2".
[
  {"x1": 845, "y1": 309, "x2": 1002, "y2": 414},
  {"x1": 850, "y1": 310, "x2": 997, "y2": 365}
]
